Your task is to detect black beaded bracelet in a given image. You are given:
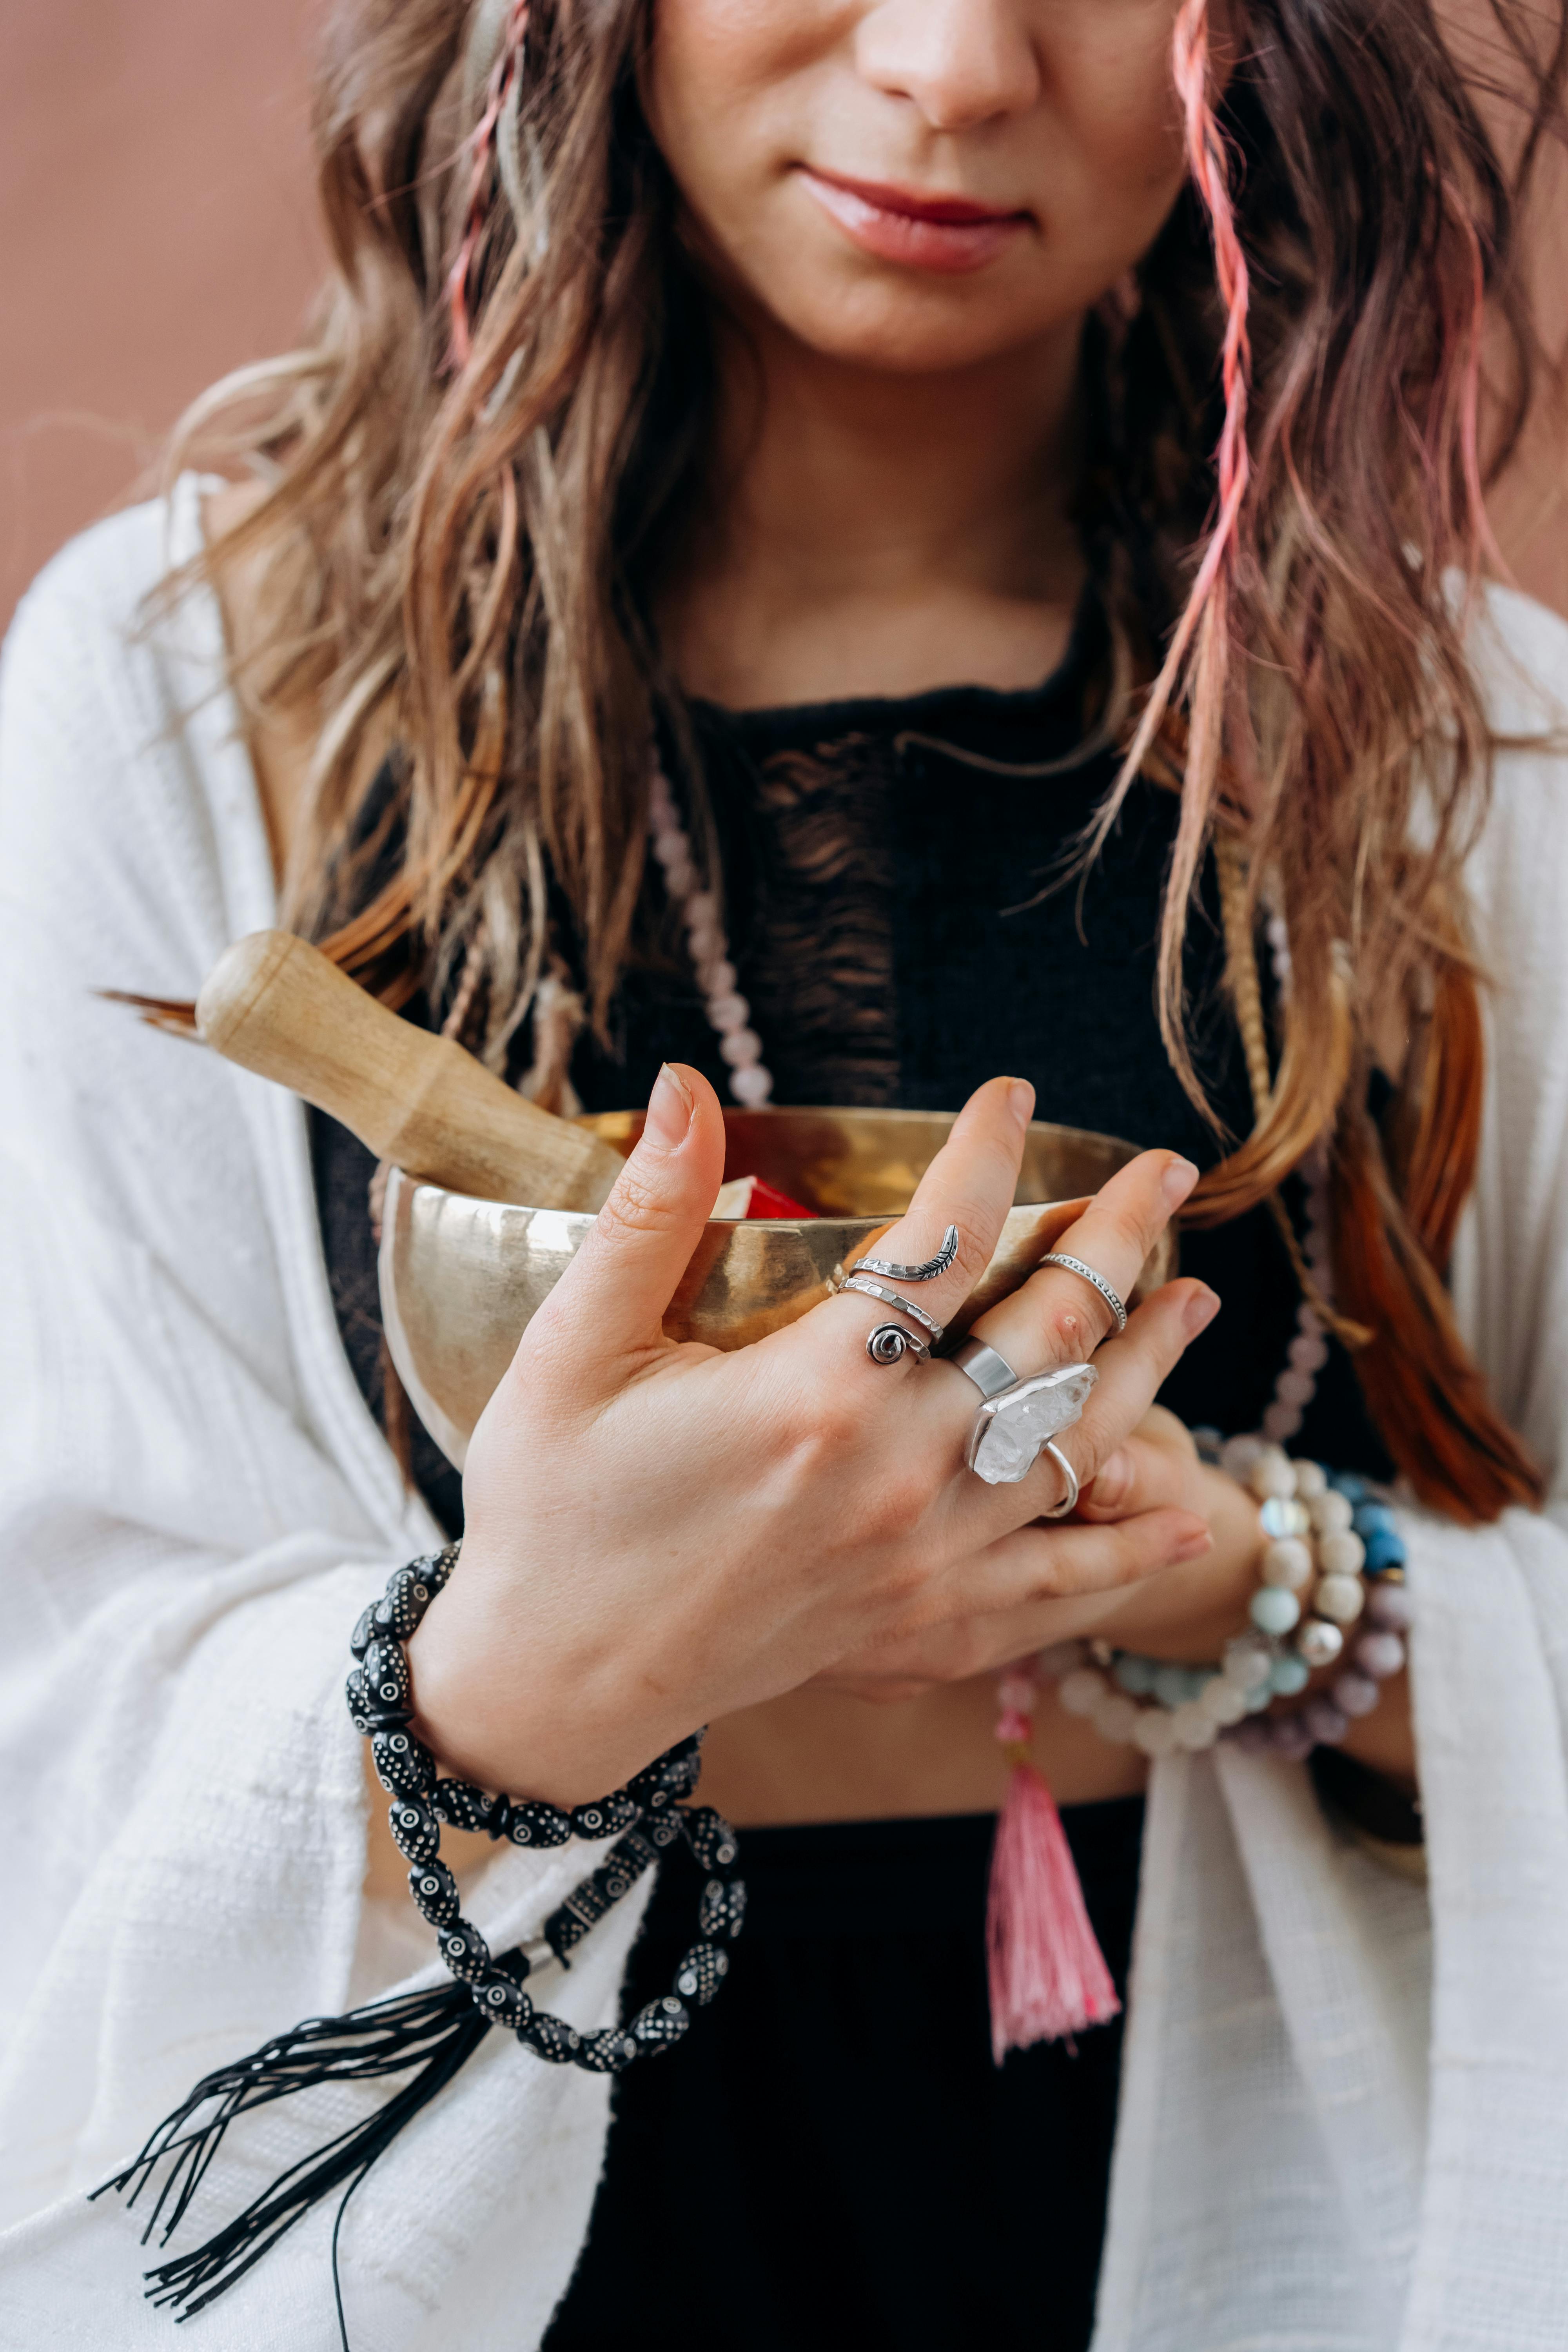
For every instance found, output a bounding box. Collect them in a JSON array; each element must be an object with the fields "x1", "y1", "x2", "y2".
[
  {"x1": 348, "y1": 1543, "x2": 745, "y2": 2072},
  {"x1": 96, "y1": 1545, "x2": 745, "y2": 2327}
]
